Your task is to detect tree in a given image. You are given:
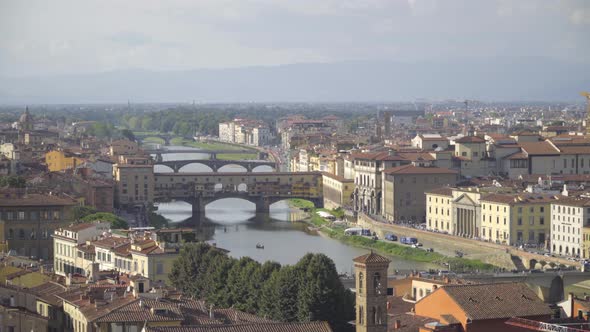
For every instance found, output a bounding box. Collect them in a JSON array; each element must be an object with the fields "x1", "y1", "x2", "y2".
[
  {"x1": 81, "y1": 212, "x2": 128, "y2": 229},
  {"x1": 296, "y1": 253, "x2": 353, "y2": 326},
  {"x1": 120, "y1": 129, "x2": 136, "y2": 142},
  {"x1": 170, "y1": 243, "x2": 224, "y2": 297},
  {"x1": 72, "y1": 206, "x2": 97, "y2": 220},
  {"x1": 148, "y1": 213, "x2": 169, "y2": 229},
  {"x1": 260, "y1": 266, "x2": 300, "y2": 322},
  {"x1": 0, "y1": 176, "x2": 26, "y2": 188}
]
